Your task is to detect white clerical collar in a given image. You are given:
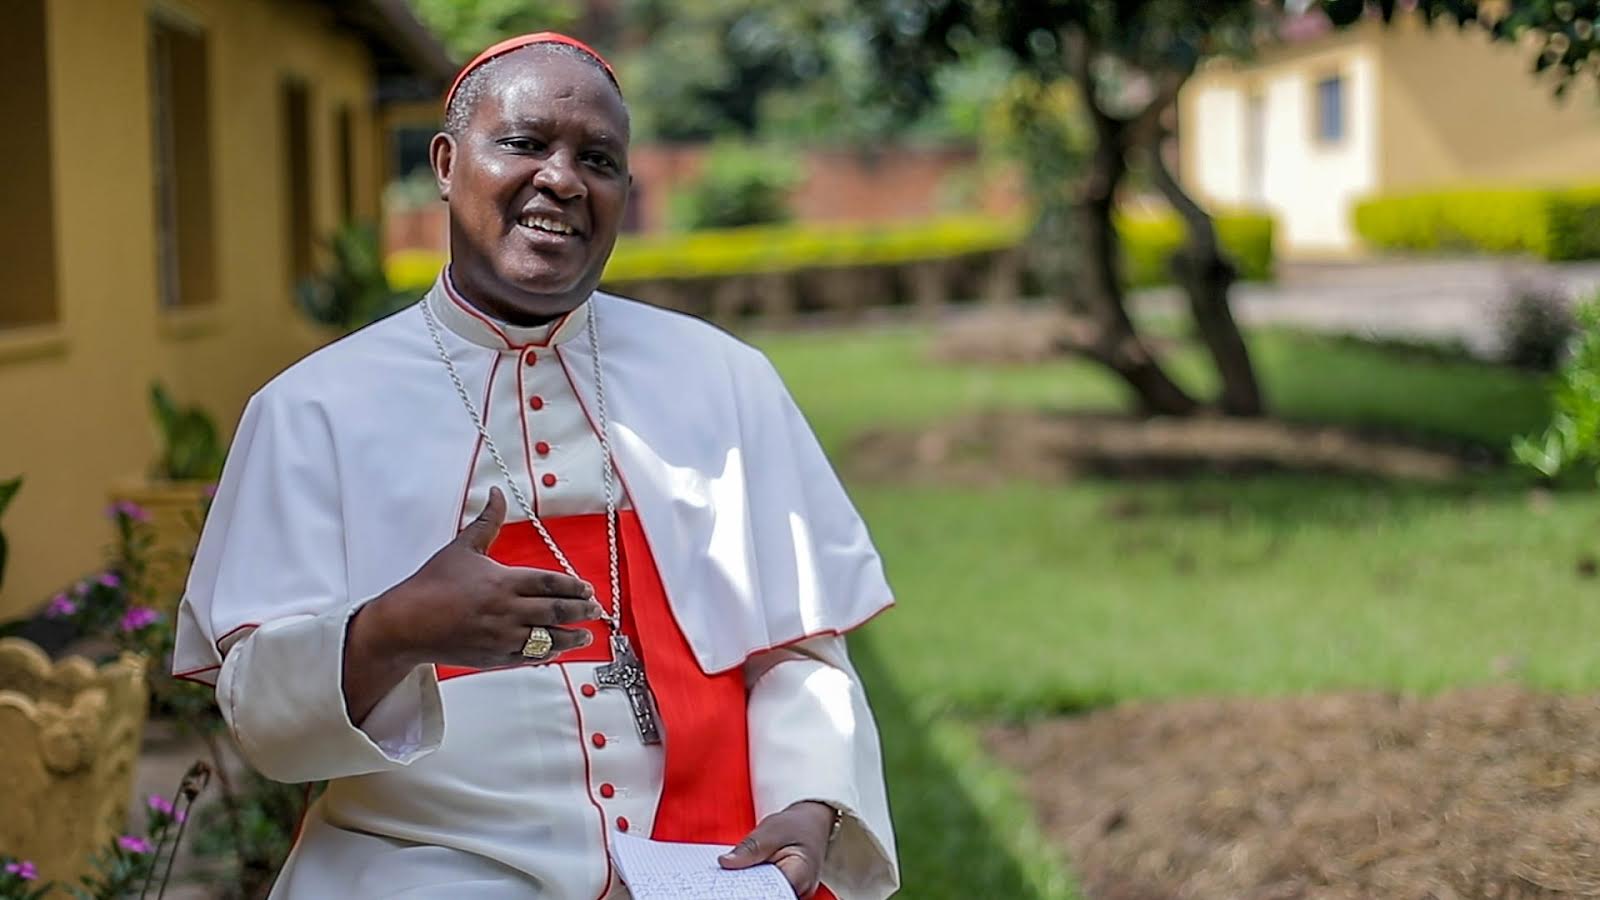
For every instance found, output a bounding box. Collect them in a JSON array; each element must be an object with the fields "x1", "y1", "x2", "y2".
[{"x1": 427, "y1": 266, "x2": 591, "y2": 351}]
